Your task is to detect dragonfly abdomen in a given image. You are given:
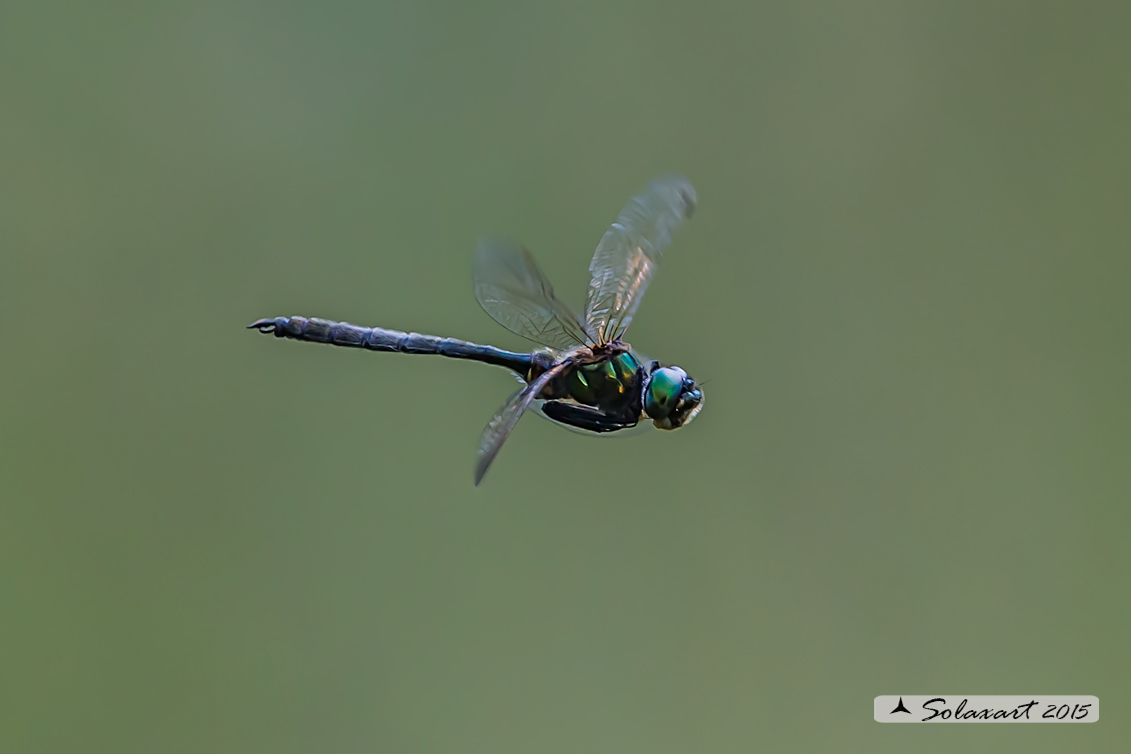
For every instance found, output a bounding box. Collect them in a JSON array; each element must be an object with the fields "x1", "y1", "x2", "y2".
[{"x1": 249, "y1": 316, "x2": 536, "y2": 374}]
